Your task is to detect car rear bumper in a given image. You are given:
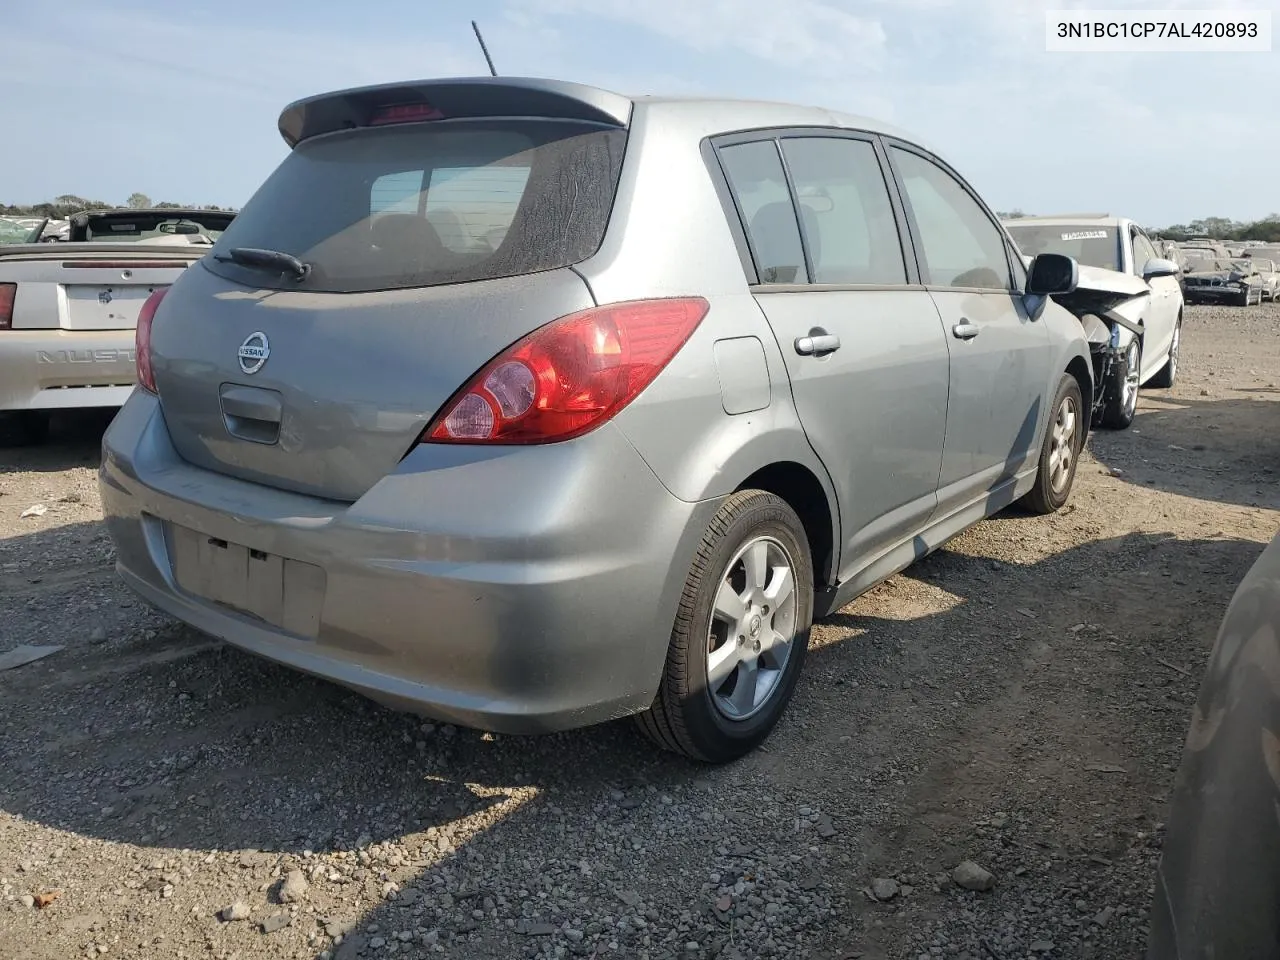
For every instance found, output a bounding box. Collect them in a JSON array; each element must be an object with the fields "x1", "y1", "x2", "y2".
[
  {"x1": 99, "y1": 391, "x2": 715, "y2": 734},
  {"x1": 0, "y1": 328, "x2": 136, "y2": 410},
  {"x1": 1183, "y1": 287, "x2": 1244, "y2": 303}
]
